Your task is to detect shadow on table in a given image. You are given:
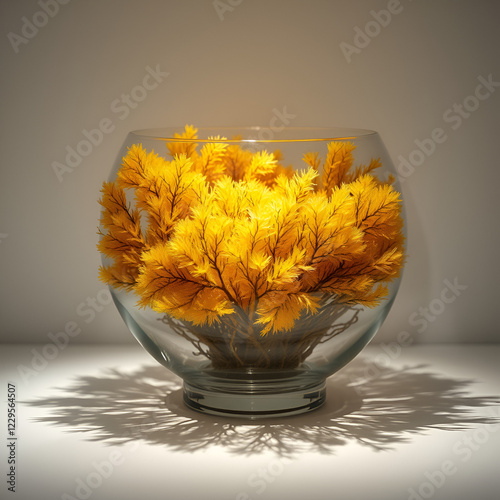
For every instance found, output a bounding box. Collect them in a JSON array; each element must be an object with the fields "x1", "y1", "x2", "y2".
[{"x1": 26, "y1": 356, "x2": 500, "y2": 456}]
